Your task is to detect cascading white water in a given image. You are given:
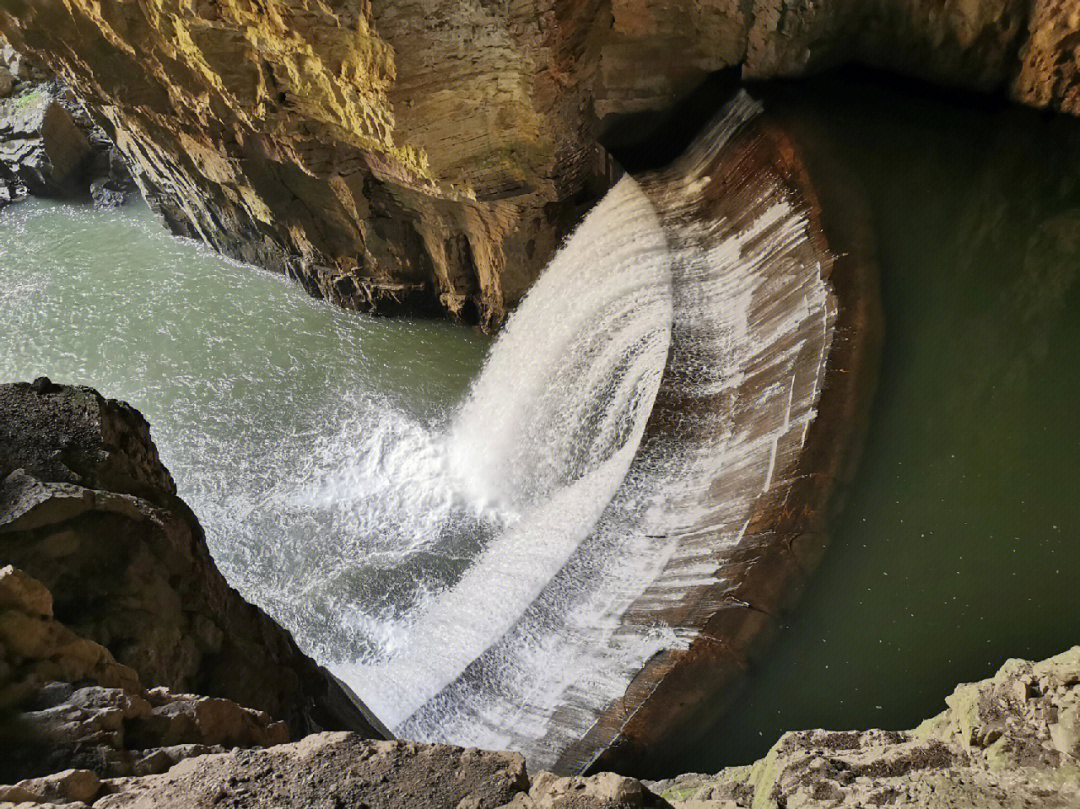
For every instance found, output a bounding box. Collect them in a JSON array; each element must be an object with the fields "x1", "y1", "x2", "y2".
[
  {"x1": 322, "y1": 91, "x2": 835, "y2": 773},
  {"x1": 365, "y1": 91, "x2": 834, "y2": 771},
  {"x1": 334, "y1": 175, "x2": 675, "y2": 727}
]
